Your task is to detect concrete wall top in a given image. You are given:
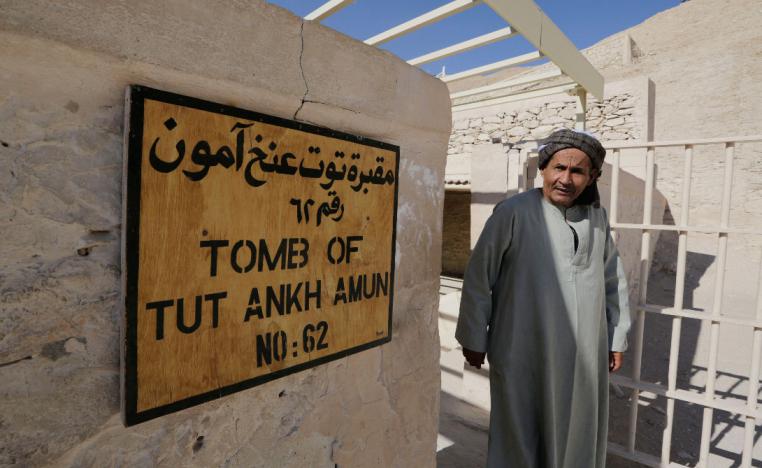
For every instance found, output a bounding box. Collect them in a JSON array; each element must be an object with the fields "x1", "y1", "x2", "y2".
[{"x1": 0, "y1": 0, "x2": 451, "y2": 137}]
